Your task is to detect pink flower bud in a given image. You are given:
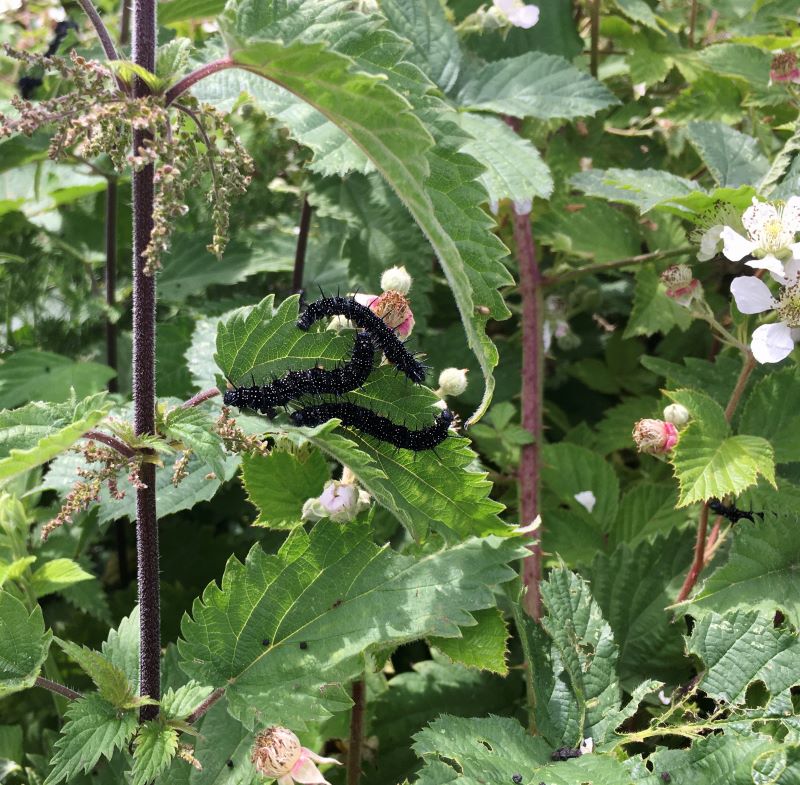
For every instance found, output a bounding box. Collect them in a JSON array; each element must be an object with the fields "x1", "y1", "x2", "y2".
[
  {"x1": 632, "y1": 419, "x2": 679, "y2": 455},
  {"x1": 661, "y1": 264, "x2": 701, "y2": 306},
  {"x1": 771, "y1": 51, "x2": 800, "y2": 84},
  {"x1": 355, "y1": 291, "x2": 415, "y2": 338},
  {"x1": 251, "y1": 727, "x2": 302, "y2": 778}
]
